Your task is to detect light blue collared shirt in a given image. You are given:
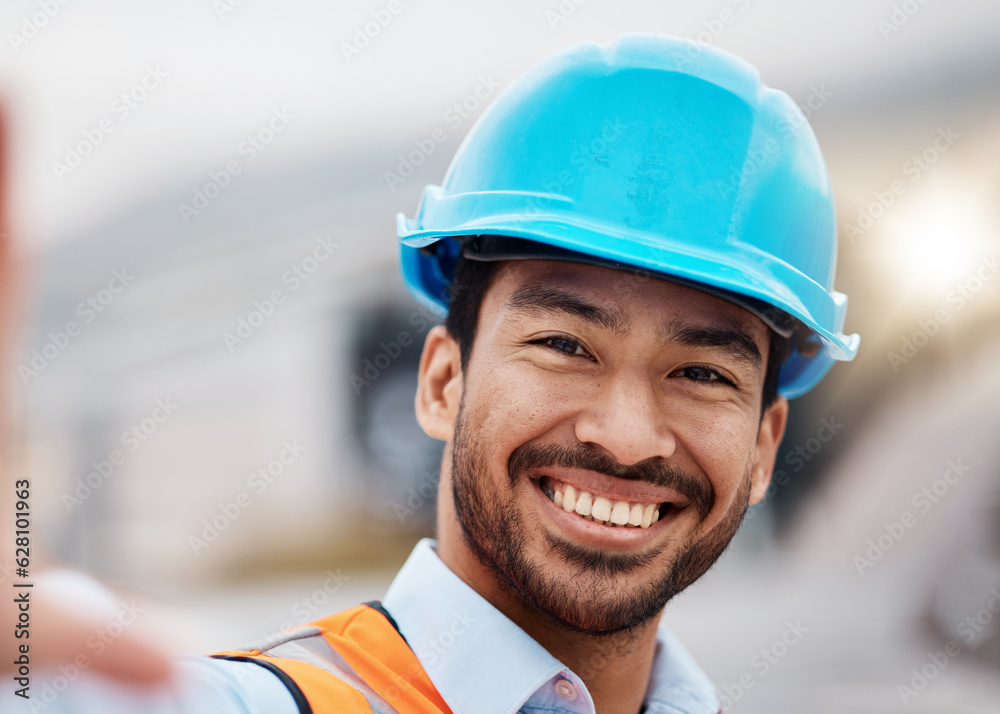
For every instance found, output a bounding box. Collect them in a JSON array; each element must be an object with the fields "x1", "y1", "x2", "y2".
[
  {"x1": 384, "y1": 538, "x2": 721, "y2": 714},
  {"x1": 29, "y1": 539, "x2": 719, "y2": 713}
]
